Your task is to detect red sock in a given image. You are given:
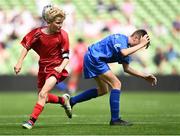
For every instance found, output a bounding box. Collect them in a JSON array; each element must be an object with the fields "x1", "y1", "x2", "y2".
[
  {"x1": 31, "y1": 103, "x2": 44, "y2": 120},
  {"x1": 68, "y1": 81, "x2": 77, "y2": 91},
  {"x1": 47, "y1": 93, "x2": 59, "y2": 103},
  {"x1": 47, "y1": 93, "x2": 65, "y2": 105},
  {"x1": 59, "y1": 96, "x2": 65, "y2": 105}
]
